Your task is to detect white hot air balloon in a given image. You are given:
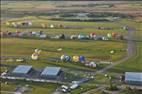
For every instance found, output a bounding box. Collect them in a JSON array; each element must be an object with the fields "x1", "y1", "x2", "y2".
[
  {"x1": 35, "y1": 49, "x2": 39, "y2": 53},
  {"x1": 50, "y1": 24, "x2": 54, "y2": 28},
  {"x1": 31, "y1": 49, "x2": 41, "y2": 60},
  {"x1": 60, "y1": 55, "x2": 66, "y2": 61},
  {"x1": 31, "y1": 53, "x2": 39, "y2": 60},
  {"x1": 37, "y1": 50, "x2": 41, "y2": 54}
]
